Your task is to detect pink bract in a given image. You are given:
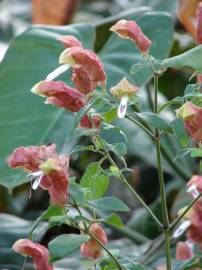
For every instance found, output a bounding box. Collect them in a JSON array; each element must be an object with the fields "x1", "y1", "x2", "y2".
[
  {"x1": 110, "y1": 19, "x2": 152, "y2": 53},
  {"x1": 57, "y1": 35, "x2": 83, "y2": 48},
  {"x1": 40, "y1": 156, "x2": 70, "y2": 208},
  {"x1": 59, "y1": 47, "x2": 106, "y2": 91},
  {"x1": 176, "y1": 241, "x2": 193, "y2": 260},
  {"x1": 196, "y1": 3, "x2": 202, "y2": 44},
  {"x1": 80, "y1": 223, "x2": 107, "y2": 259},
  {"x1": 13, "y1": 239, "x2": 53, "y2": 270},
  {"x1": 7, "y1": 144, "x2": 56, "y2": 172},
  {"x1": 31, "y1": 80, "x2": 86, "y2": 112}
]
